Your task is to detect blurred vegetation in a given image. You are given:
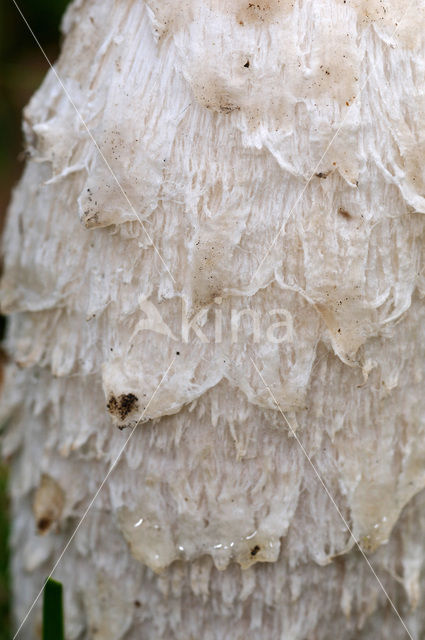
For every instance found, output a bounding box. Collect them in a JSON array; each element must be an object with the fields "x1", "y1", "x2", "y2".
[
  {"x1": 43, "y1": 579, "x2": 64, "y2": 640},
  {"x1": 0, "y1": 464, "x2": 9, "y2": 640},
  {"x1": 0, "y1": 1, "x2": 69, "y2": 637},
  {"x1": 0, "y1": 0, "x2": 70, "y2": 219}
]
